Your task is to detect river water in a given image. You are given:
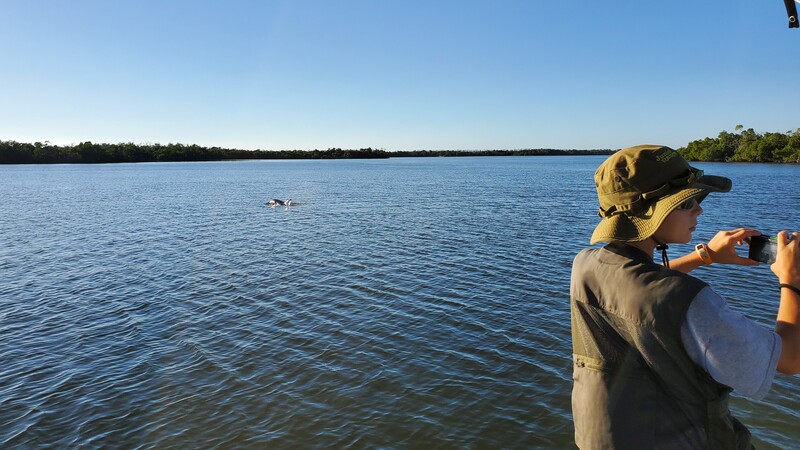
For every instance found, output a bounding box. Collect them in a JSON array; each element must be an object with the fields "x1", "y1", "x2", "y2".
[{"x1": 1, "y1": 156, "x2": 798, "y2": 449}]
